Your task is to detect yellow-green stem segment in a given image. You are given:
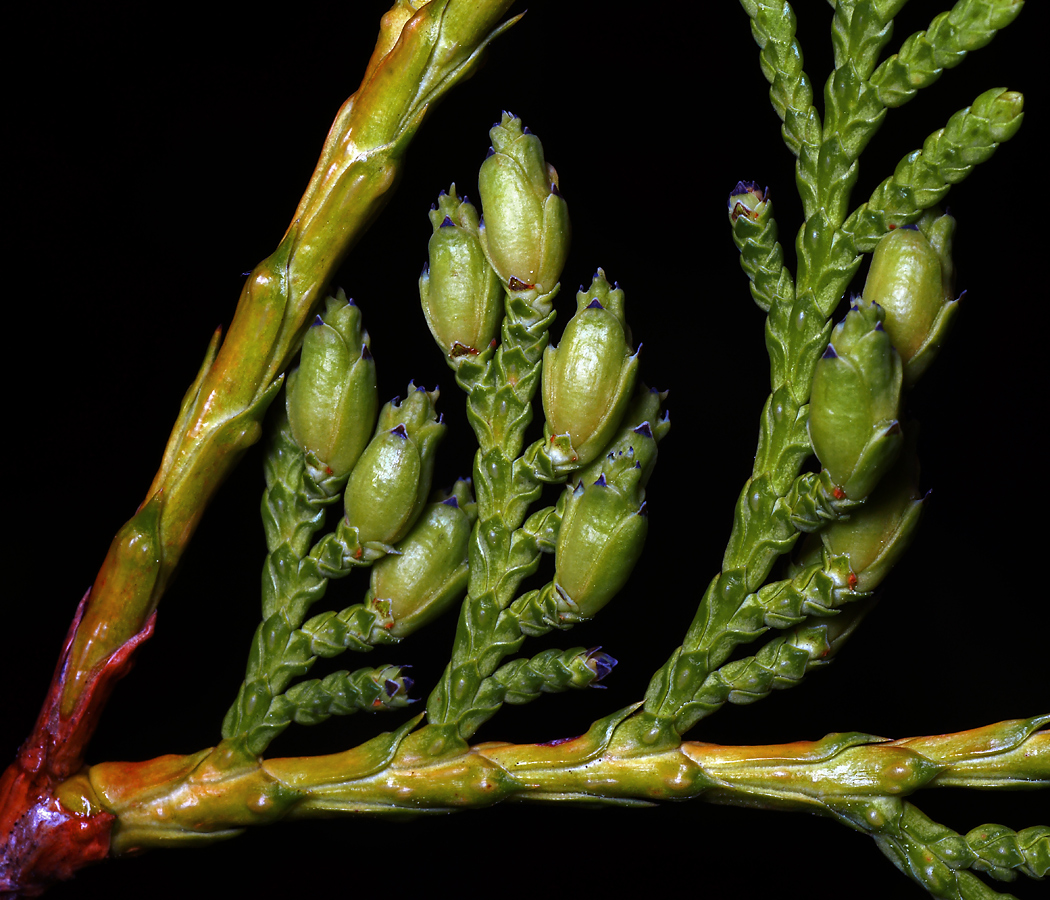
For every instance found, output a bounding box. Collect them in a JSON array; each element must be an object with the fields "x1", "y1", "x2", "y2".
[
  {"x1": 72, "y1": 714, "x2": 1047, "y2": 854},
  {"x1": 58, "y1": 0, "x2": 519, "y2": 717}
]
